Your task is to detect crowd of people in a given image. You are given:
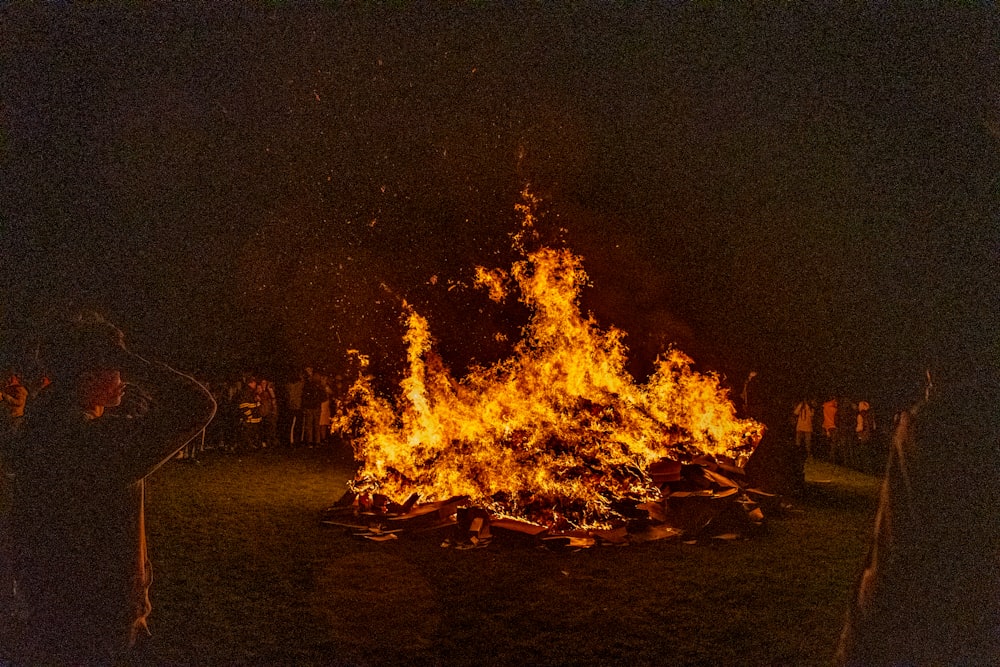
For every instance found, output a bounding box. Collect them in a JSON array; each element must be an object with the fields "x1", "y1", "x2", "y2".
[
  {"x1": 3, "y1": 319, "x2": 994, "y2": 664},
  {"x1": 792, "y1": 395, "x2": 881, "y2": 474},
  {"x1": 1, "y1": 341, "x2": 366, "y2": 661},
  {"x1": 2, "y1": 357, "x2": 353, "y2": 470},
  {"x1": 177, "y1": 366, "x2": 347, "y2": 461}
]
